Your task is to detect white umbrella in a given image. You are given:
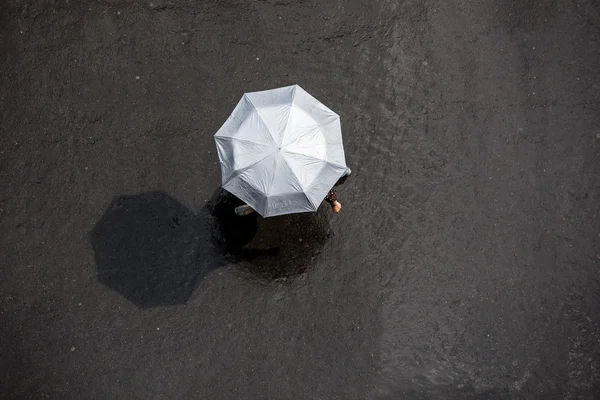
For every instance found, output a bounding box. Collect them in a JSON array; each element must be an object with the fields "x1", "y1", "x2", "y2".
[{"x1": 214, "y1": 84, "x2": 347, "y2": 217}]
